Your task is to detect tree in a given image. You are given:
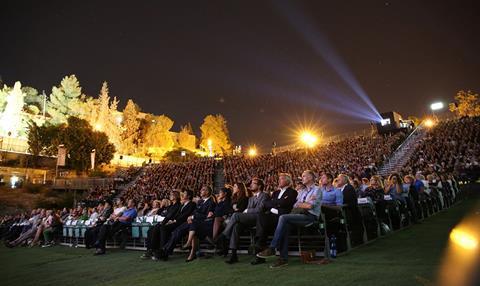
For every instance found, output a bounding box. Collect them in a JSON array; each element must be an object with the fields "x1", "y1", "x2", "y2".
[
  {"x1": 199, "y1": 114, "x2": 232, "y2": 155},
  {"x1": 47, "y1": 75, "x2": 85, "y2": 125},
  {"x1": 449, "y1": 90, "x2": 480, "y2": 117},
  {"x1": 121, "y1": 99, "x2": 140, "y2": 154},
  {"x1": 27, "y1": 121, "x2": 62, "y2": 165},
  {"x1": 178, "y1": 123, "x2": 196, "y2": 150},
  {"x1": 0, "y1": 81, "x2": 27, "y2": 138},
  {"x1": 143, "y1": 114, "x2": 175, "y2": 156},
  {"x1": 0, "y1": 84, "x2": 11, "y2": 112},
  {"x1": 92, "y1": 82, "x2": 122, "y2": 149},
  {"x1": 59, "y1": 117, "x2": 115, "y2": 172}
]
